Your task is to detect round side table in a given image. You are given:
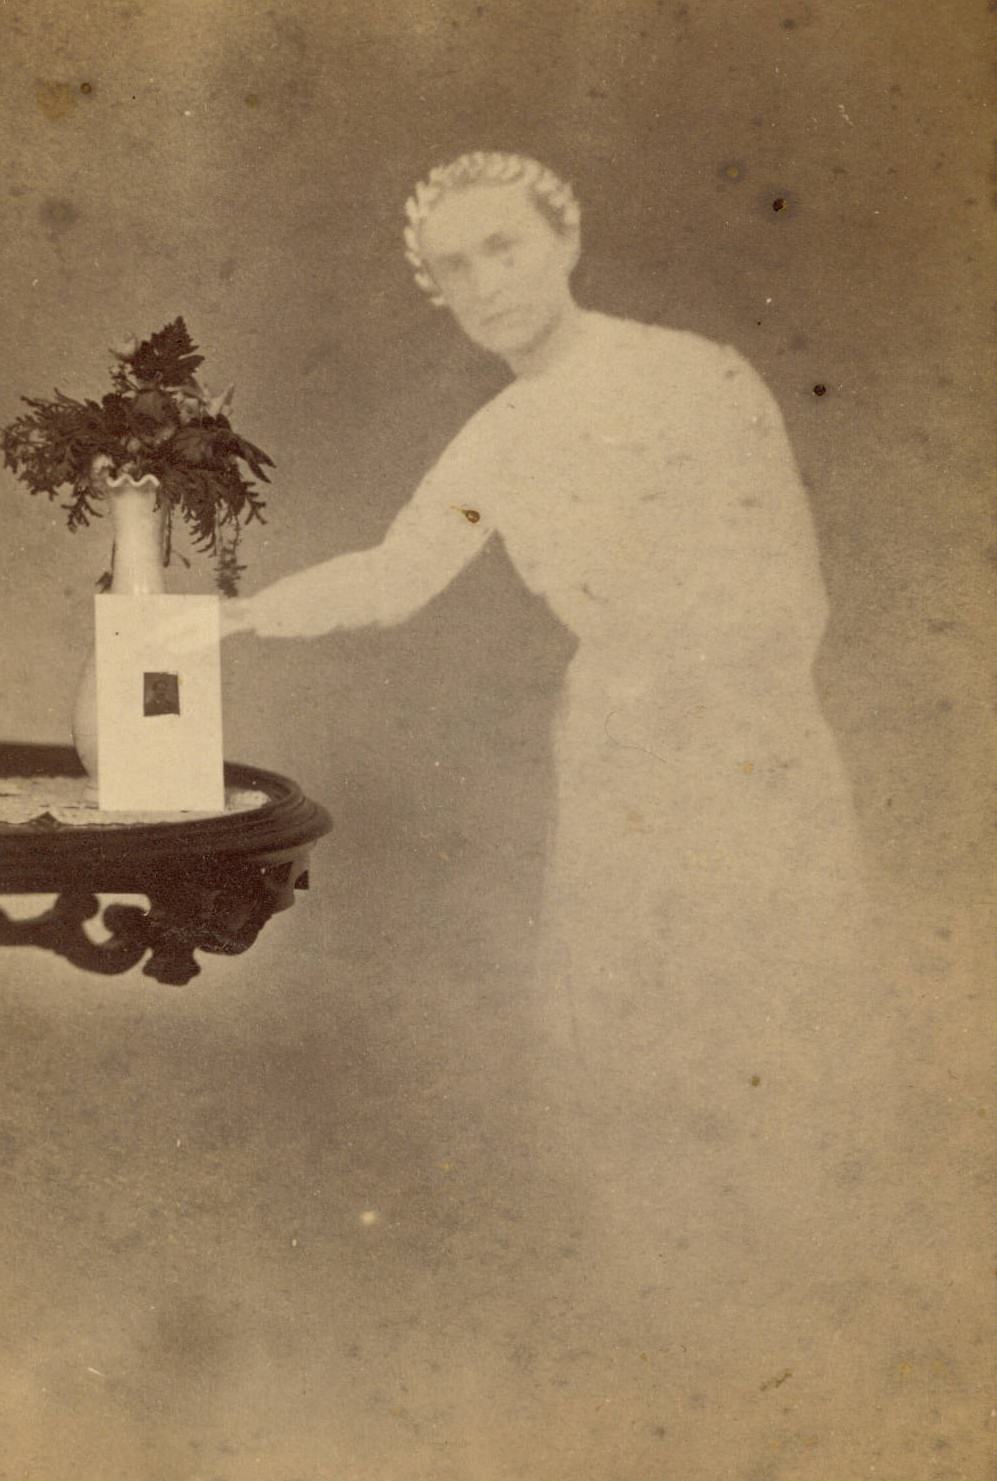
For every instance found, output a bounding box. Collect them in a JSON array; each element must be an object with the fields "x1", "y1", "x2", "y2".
[{"x1": 0, "y1": 742, "x2": 332, "y2": 985}]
